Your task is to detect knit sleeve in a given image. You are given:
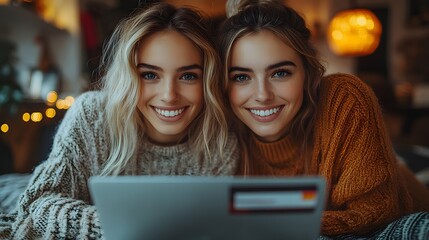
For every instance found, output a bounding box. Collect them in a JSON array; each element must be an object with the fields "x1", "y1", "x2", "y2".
[
  {"x1": 11, "y1": 92, "x2": 105, "y2": 239},
  {"x1": 318, "y1": 74, "x2": 413, "y2": 236}
]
